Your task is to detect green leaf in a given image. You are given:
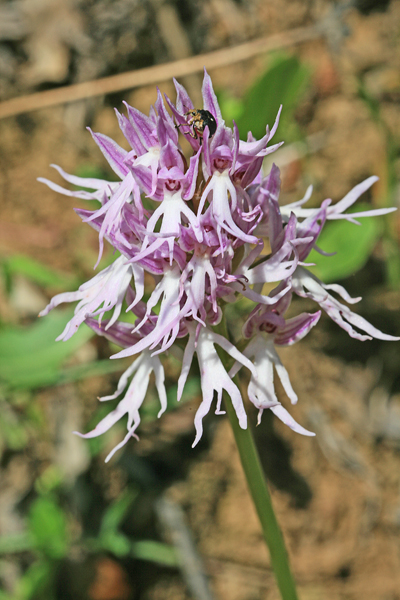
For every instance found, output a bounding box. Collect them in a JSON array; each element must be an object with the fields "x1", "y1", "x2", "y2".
[
  {"x1": 34, "y1": 465, "x2": 63, "y2": 496},
  {"x1": 100, "y1": 489, "x2": 138, "y2": 534},
  {"x1": 131, "y1": 540, "x2": 178, "y2": 567},
  {"x1": 307, "y1": 204, "x2": 381, "y2": 283},
  {"x1": 215, "y1": 91, "x2": 244, "y2": 124},
  {"x1": 56, "y1": 358, "x2": 127, "y2": 386},
  {"x1": 99, "y1": 532, "x2": 131, "y2": 557},
  {"x1": 28, "y1": 497, "x2": 68, "y2": 559},
  {"x1": 383, "y1": 238, "x2": 400, "y2": 288},
  {"x1": 0, "y1": 310, "x2": 94, "y2": 389},
  {"x1": 96, "y1": 490, "x2": 138, "y2": 557},
  {"x1": 235, "y1": 53, "x2": 311, "y2": 140},
  {"x1": 2, "y1": 255, "x2": 78, "y2": 290},
  {"x1": 14, "y1": 560, "x2": 54, "y2": 600}
]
